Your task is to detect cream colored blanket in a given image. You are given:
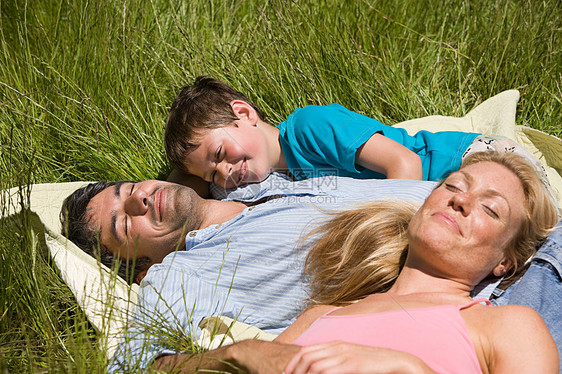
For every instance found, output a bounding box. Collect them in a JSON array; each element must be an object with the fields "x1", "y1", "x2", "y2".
[
  {"x1": 3, "y1": 89, "x2": 561, "y2": 356},
  {"x1": 394, "y1": 89, "x2": 562, "y2": 206}
]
